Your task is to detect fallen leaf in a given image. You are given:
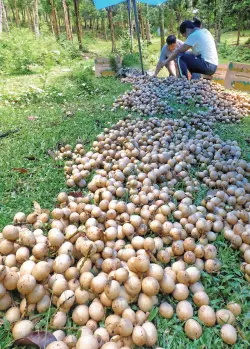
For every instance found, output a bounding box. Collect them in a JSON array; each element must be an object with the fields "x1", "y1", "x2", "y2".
[
  {"x1": 50, "y1": 121, "x2": 61, "y2": 126},
  {"x1": 56, "y1": 142, "x2": 65, "y2": 150},
  {"x1": 47, "y1": 150, "x2": 57, "y2": 160},
  {"x1": 27, "y1": 116, "x2": 38, "y2": 121},
  {"x1": 12, "y1": 168, "x2": 28, "y2": 174},
  {"x1": 83, "y1": 140, "x2": 91, "y2": 145},
  {"x1": 29, "y1": 85, "x2": 45, "y2": 93},
  {"x1": 69, "y1": 192, "x2": 83, "y2": 198},
  {"x1": 14, "y1": 331, "x2": 56, "y2": 348},
  {"x1": 65, "y1": 111, "x2": 74, "y2": 117},
  {"x1": 33, "y1": 201, "x2": 41, "y2": 214},
  {"x1": 24, "y1": 156, "x2": 39, "y2": 161},
  {"x1": 148, "y1": 307, "x2": 159, "y2": 321}
]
